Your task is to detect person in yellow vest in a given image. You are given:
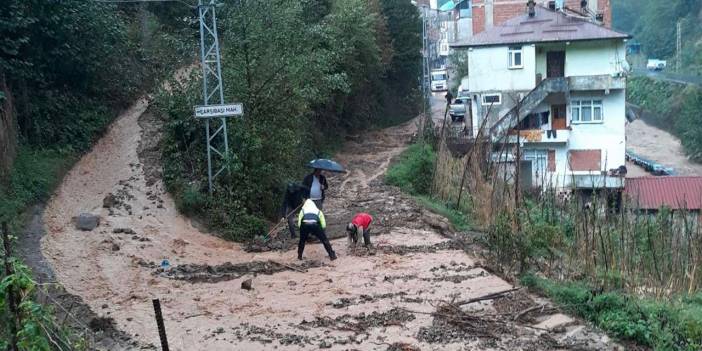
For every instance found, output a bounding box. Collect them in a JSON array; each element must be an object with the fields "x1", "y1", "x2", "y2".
[{"x1": 297, "y1": 199, "x2": 337, "y2": 261}]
